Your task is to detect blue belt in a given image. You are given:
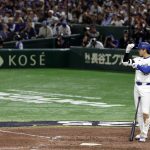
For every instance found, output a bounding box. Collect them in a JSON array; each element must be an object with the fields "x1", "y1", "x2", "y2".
[{"x1": 136, "y1": 82, "x2": 150, "y2": 86}]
